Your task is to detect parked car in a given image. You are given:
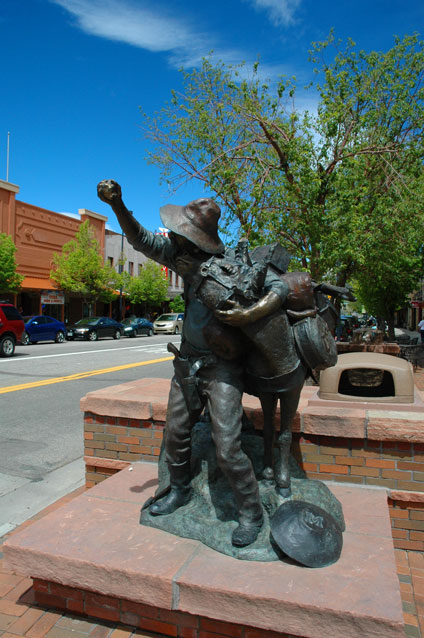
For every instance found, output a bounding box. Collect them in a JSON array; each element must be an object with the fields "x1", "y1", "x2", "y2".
[
  {"x1": 21, "y1": 315, "x2": 67, "y2": 345},
  {"x1": 0, "y1": 302, "x2": 24, "y2": 357},
  {"x1": 122, "y1": 318, "x2": 154, "y2": 338},
  {"x1": 66, "y1": 317, "x2": 124, "y2": 341},
  {"x1": 153, "y1": 313, "x2": 184, "y2": 335}
]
